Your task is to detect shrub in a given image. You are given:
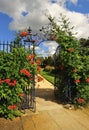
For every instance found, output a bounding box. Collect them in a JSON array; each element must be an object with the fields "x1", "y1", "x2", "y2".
[
  {"x1": 0, "y1": 48, "x2": 37, "y2": 119},
  {"x1": 44, "y1": 65, "x2": 55, "y2": 72},
  {"x1": 48, "y1": 14, "x2": 89, "y2": 107}
]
